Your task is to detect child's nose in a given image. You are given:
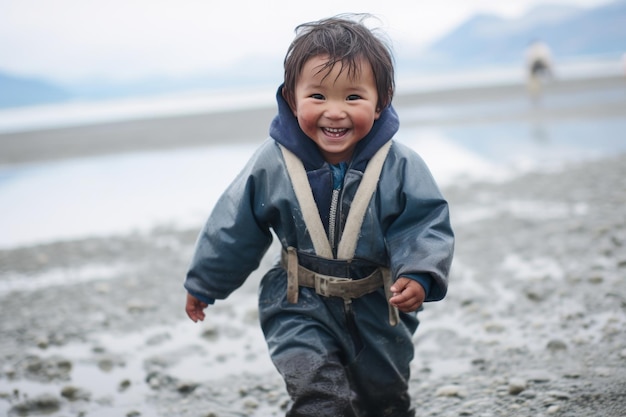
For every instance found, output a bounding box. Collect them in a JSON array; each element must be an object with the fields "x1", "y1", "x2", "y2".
[{"x1": 323, "y1": 101, "x2": 346, "y2": 119}]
